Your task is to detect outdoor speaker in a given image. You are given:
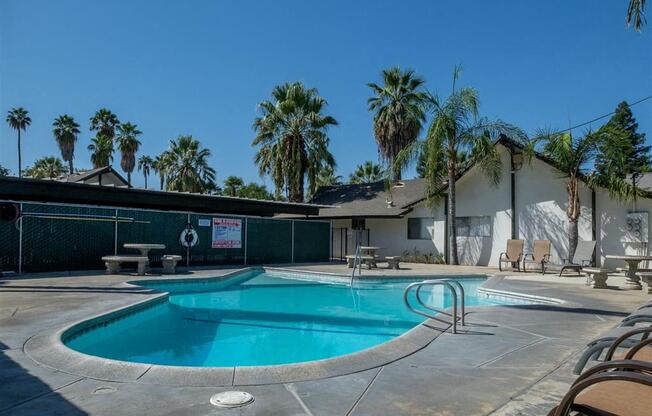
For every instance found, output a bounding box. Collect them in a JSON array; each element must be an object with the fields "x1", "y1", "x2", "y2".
[{"x1": 0, "y1": 203, "x2": 20, "y2": 223}]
